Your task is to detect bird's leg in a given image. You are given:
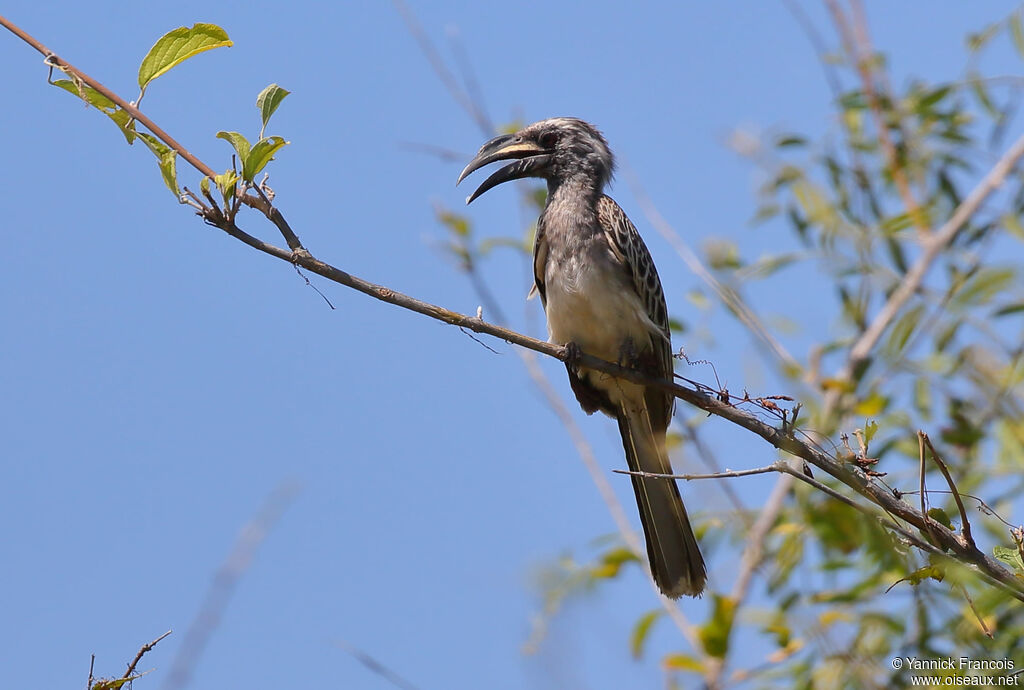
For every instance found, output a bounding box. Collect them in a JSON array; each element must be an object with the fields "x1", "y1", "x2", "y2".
[
  {"x1": 564, "y1": 340, "x2": 584, "y2": 374},
  {"x1": 618, "y1": 337, "x2": 641, "y2": 370}
]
